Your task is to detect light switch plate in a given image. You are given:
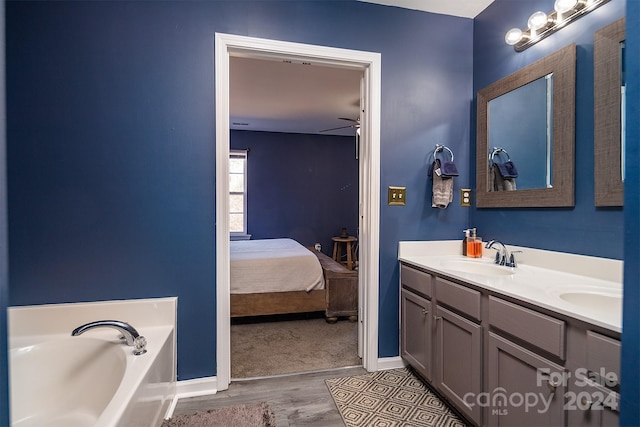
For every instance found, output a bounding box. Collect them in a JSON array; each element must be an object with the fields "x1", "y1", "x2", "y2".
[
  {"x1": 388, "y1": 186, "x2": 406, "y2": 206},
  {"x1": 461, "y1": 188, "x2": 472, "y2": 207}
]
